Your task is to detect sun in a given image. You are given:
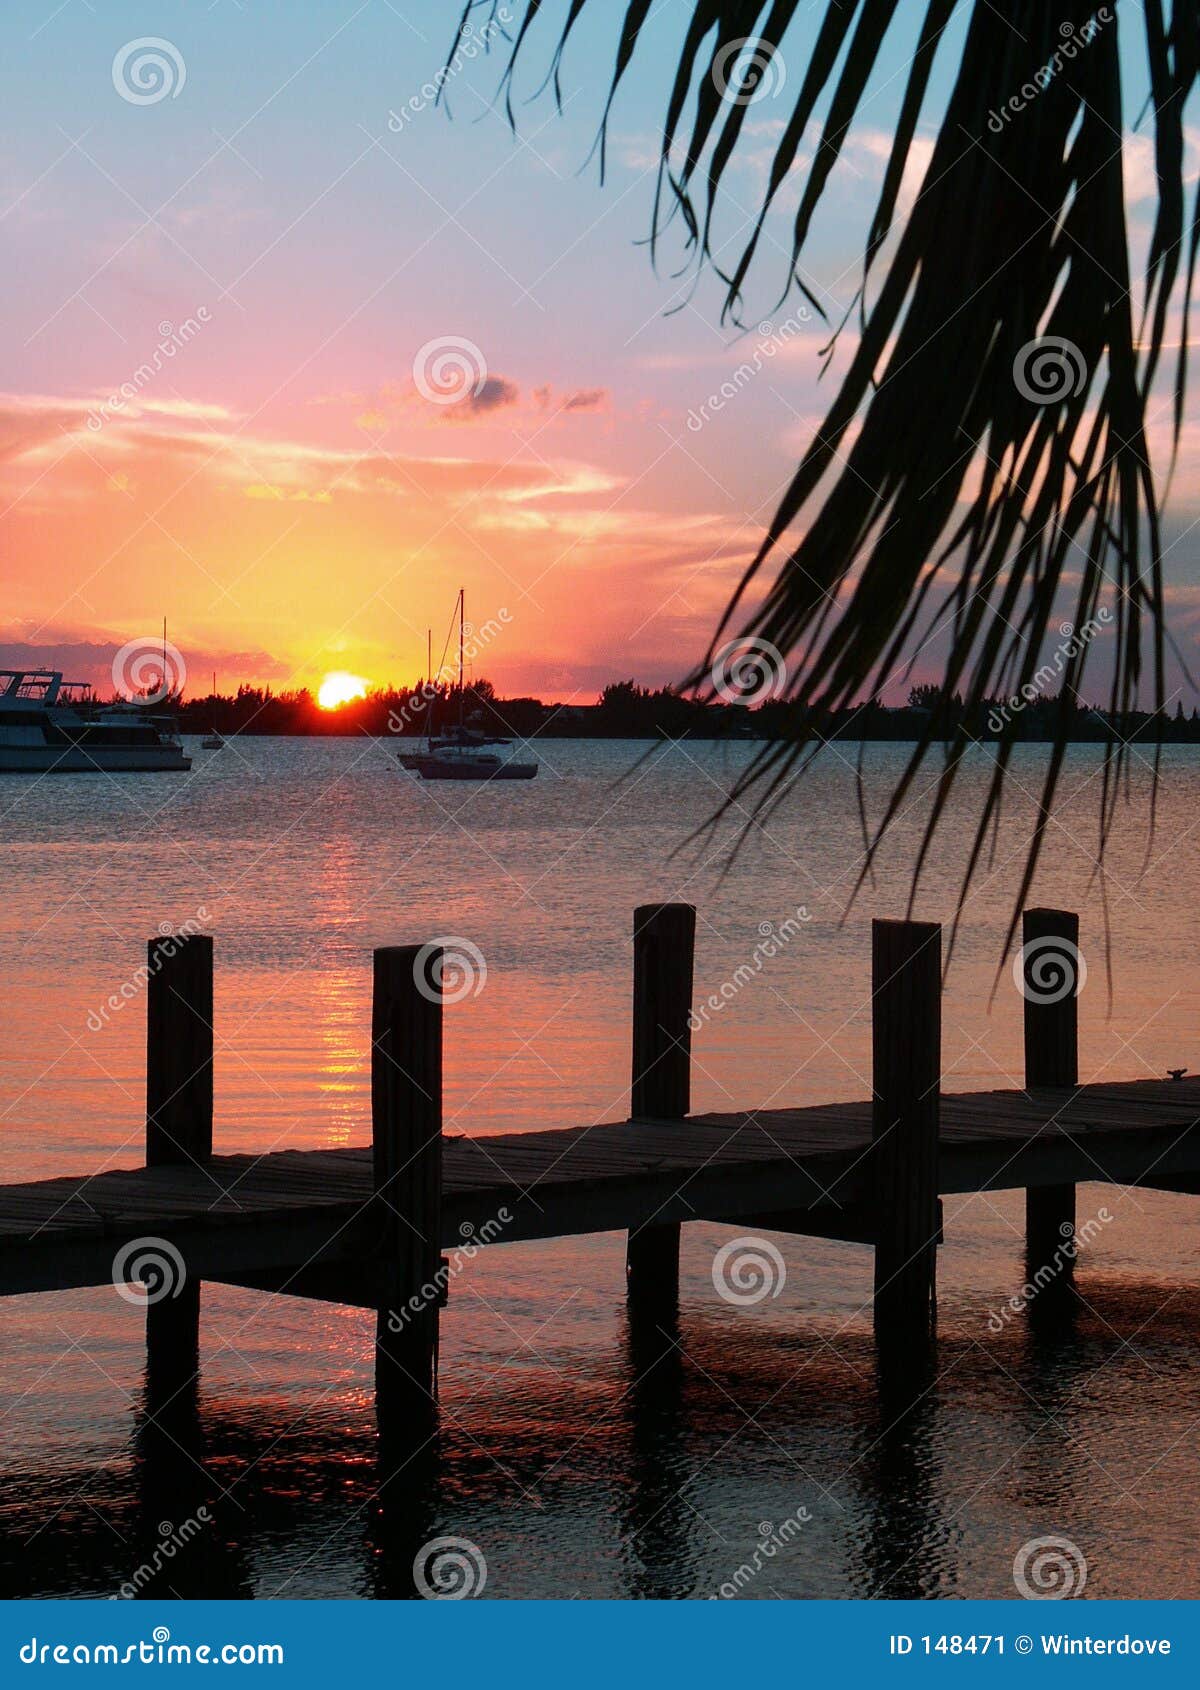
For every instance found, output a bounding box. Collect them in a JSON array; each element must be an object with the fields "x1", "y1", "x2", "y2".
[{"x1": 317, "y1": 671, "x2": 369, "y2": 710}]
